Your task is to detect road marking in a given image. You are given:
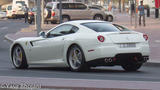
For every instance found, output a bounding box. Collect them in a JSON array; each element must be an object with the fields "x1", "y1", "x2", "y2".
[
  {"x1": 155, "y1": 40, "x2": 160, "y2": 43},
  {"x1": 1, "y1": 27, "x2": 8, "y2": 30}
]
